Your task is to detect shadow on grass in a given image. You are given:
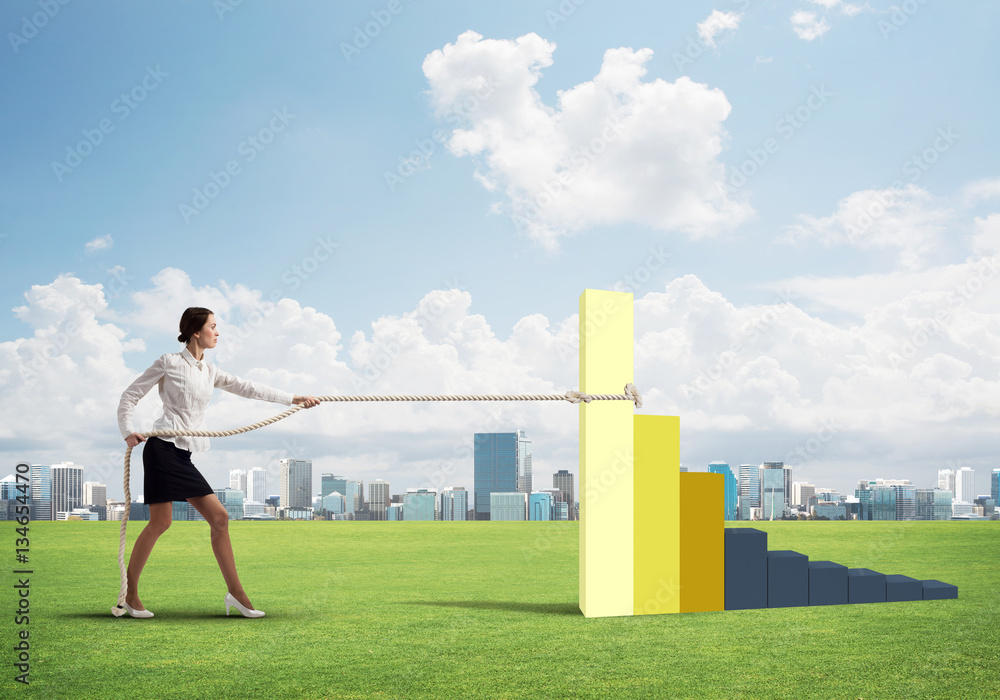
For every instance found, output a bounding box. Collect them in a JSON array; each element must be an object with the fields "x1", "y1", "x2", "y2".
[
  {"x1": 406, "y1": 600, "x2": 582, "y2": 616},
  {"x1": 68, "y1": 611, "x2": 261, "y2": 621}
]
